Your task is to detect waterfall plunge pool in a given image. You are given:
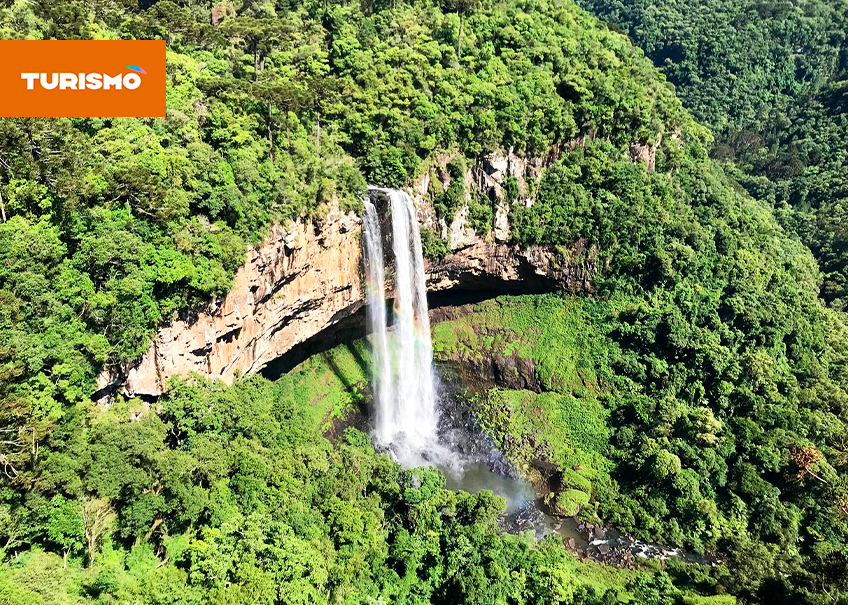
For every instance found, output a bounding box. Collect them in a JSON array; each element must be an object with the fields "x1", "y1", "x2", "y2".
[{"x1": 359, "y1": 187, "x2": 713, "y2": 569}]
